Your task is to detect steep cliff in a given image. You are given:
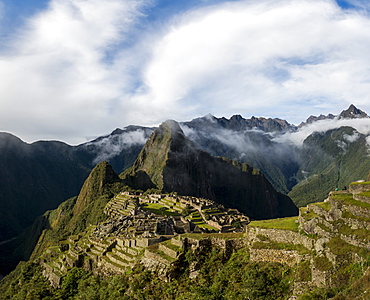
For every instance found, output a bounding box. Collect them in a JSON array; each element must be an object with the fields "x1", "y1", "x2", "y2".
[{"x1": 122, "y1": 120, "x2": 298, "y2": 220}]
